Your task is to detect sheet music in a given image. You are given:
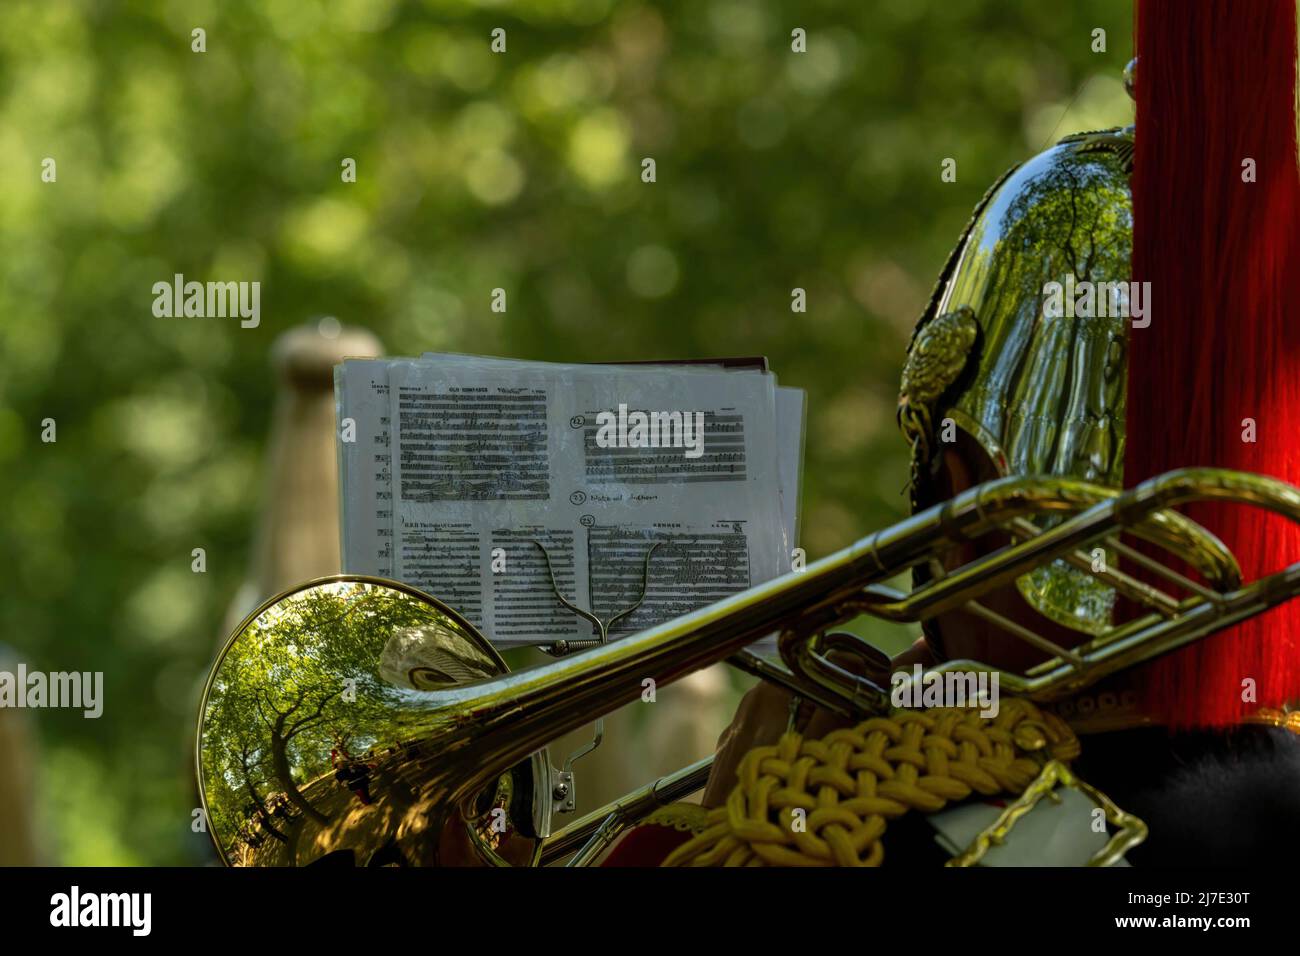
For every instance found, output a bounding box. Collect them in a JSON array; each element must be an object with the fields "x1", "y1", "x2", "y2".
[
  {"x1": 775, "y1": 386, "x2": 806, "y2": 552},
  {"x1": 418, "y1": 352, "x2": 803, "y2": 558},
  {"x1": 339, "y1": 354, "x2": 802, "y2": 648},
  {"x1": 335, "y1": 358, "x2": 394, "y2": 578}
]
